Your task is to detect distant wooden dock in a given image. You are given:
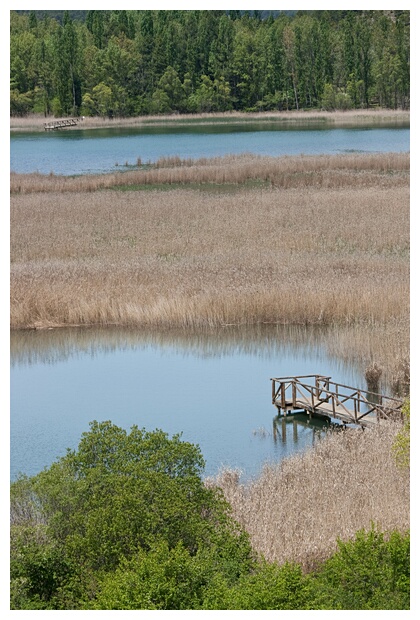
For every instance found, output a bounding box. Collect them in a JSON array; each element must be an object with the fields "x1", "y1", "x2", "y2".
[
  {"x1": 271, "y1": 375, "x2": 403, "y2": 427},
  {"x1": 44, "y1": 118, "x2": 80, "y2": 131}
]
